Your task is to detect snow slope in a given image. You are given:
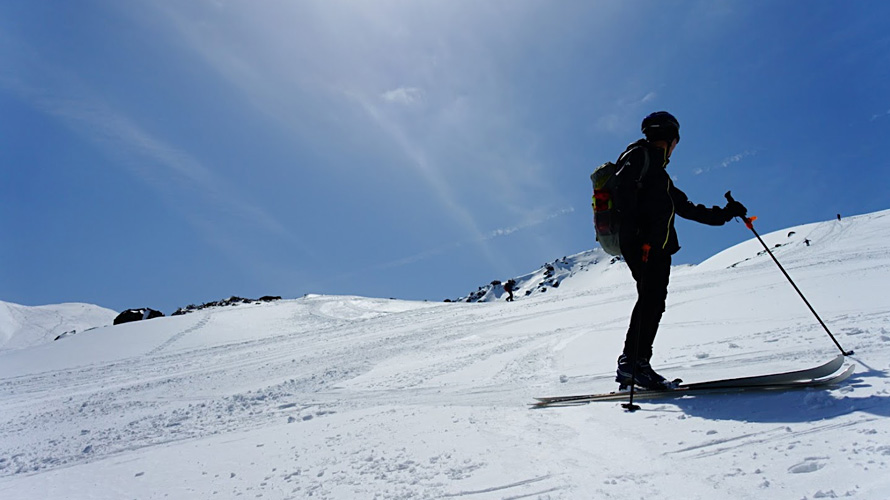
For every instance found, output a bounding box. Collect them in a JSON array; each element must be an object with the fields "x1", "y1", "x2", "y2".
[
  {"x1": 1, "y1": 210, "x2": 889, "y2": 499},
  {"x1": 454, "y1": 249, "x2": 628, "y2": 303},
  {"x1": 0, "y1": 301, "x2": 117, "y2": 352}
]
